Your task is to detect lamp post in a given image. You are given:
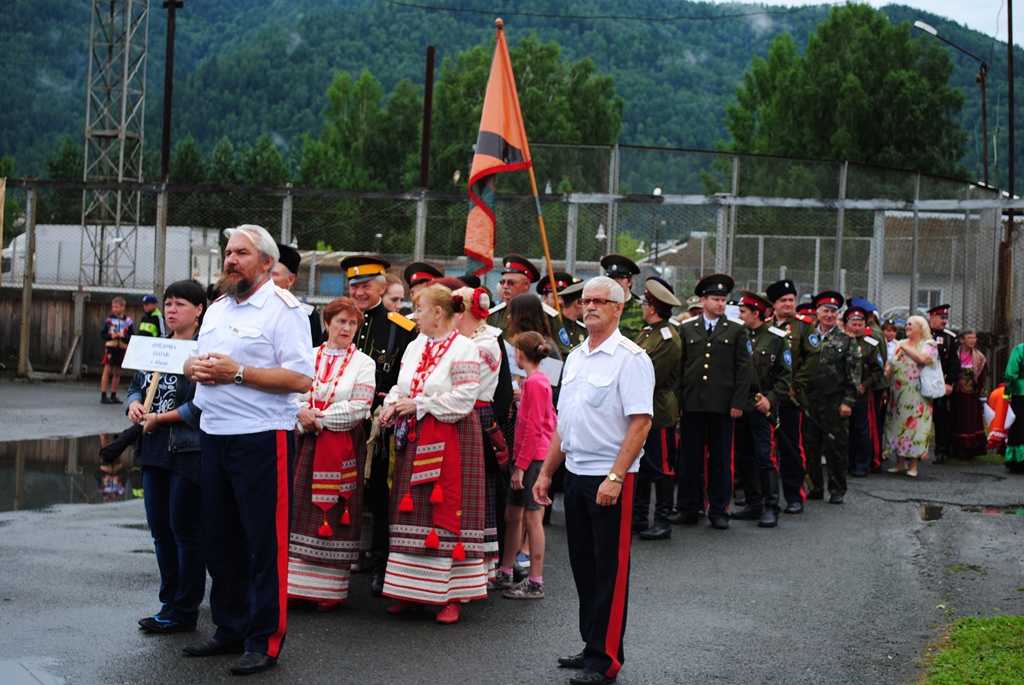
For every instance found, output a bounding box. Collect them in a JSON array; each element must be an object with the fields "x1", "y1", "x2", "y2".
[
  {"x1": 650, "y1": 187, "x2": 662, "y2": 264},
  {"x1": 914, "y1": 20, "x2": 989, "y2": 187},
  {"x1": 595, "y1": 222, "x2": 607, "y2": 258}
]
